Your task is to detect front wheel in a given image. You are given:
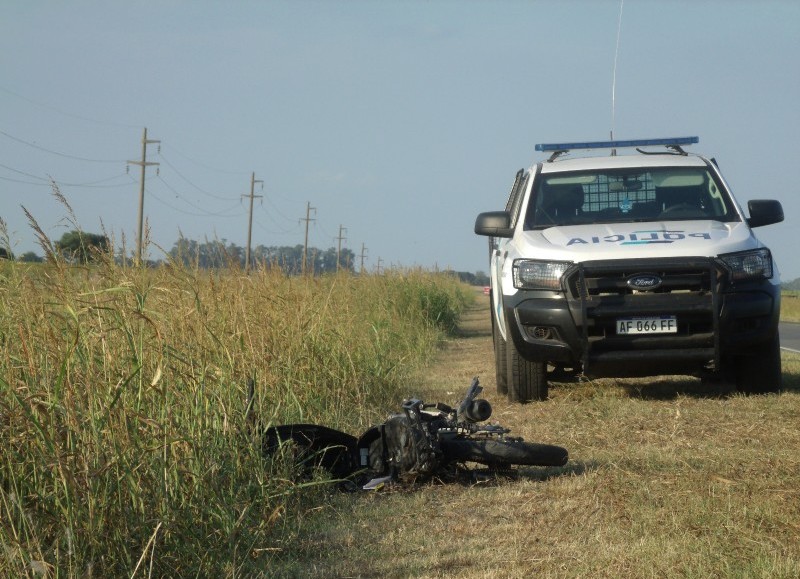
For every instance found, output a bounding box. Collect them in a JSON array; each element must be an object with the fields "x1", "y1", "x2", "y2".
[
  {"x1": 440, "y1": 438, "x2": 568, "y2": 467},
  {"x1": 507, "y1": 342, "x2": 548, "y2": 402},
  {"x1": 733, "y1": 332, "x2": 782, "y2": 394},
  {"x1": 492, "y1": 312, "x2": 509, "y2": 395}
]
